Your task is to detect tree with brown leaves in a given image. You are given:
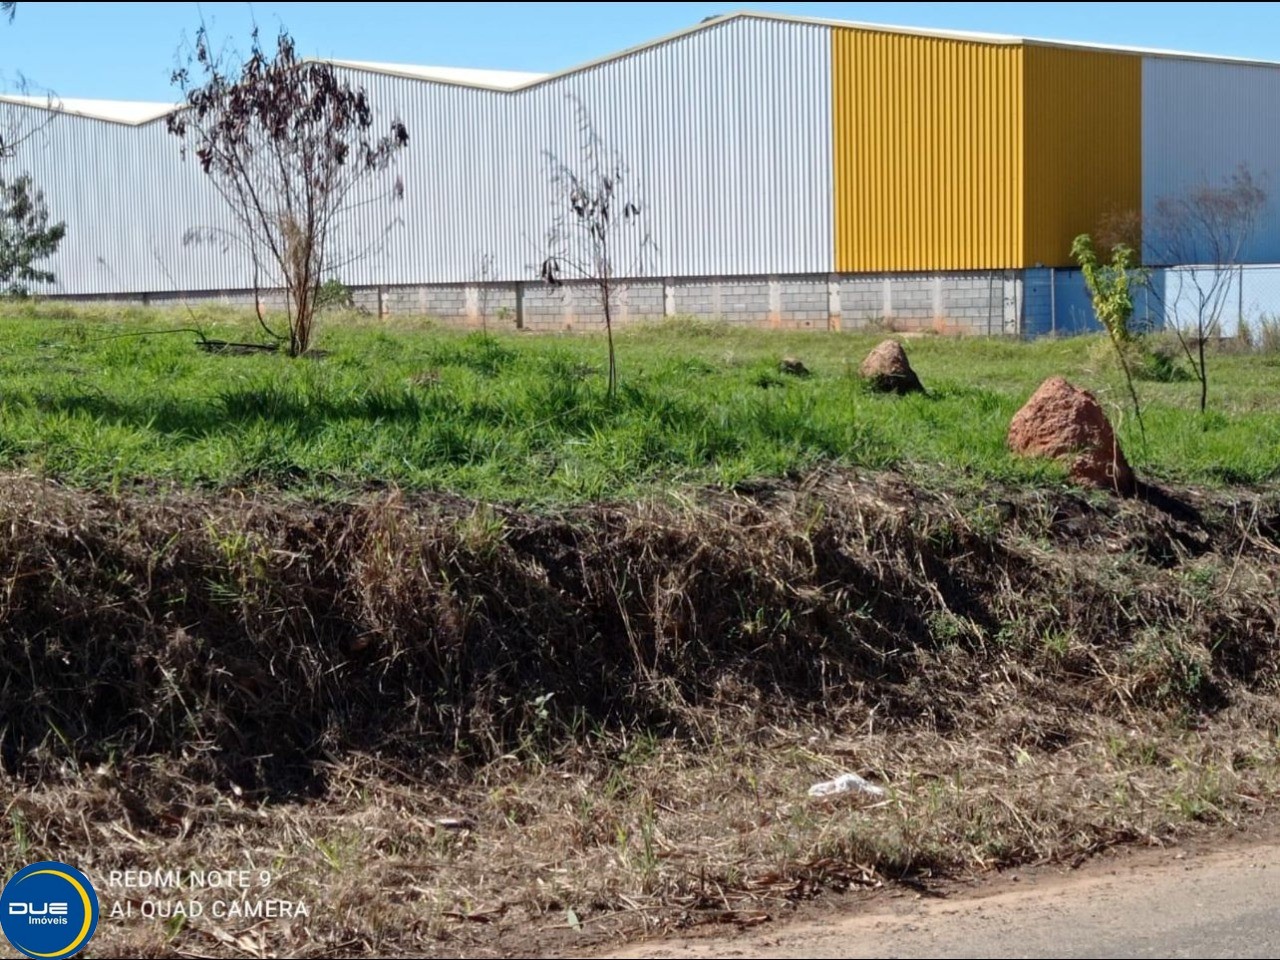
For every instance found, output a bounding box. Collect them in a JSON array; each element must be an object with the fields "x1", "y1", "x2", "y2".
[{"x1": 168, "y1": 27, "x2": 408, "y2": 356}]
